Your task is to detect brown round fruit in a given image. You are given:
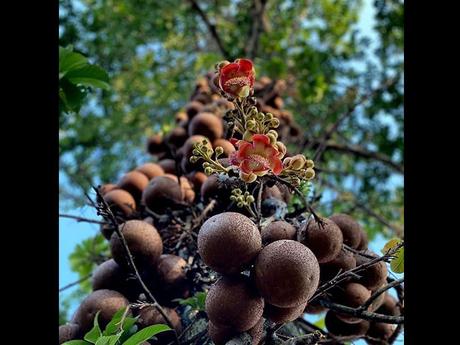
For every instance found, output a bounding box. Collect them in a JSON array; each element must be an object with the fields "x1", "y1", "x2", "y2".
[
  {"x1": 261, "y1": 221, "x2": 297, "y2": 245},
  {"x1": 297, "y1": 218, "x2": 343, "y2": 263},
  {"x1": 166, "y1": 127, "x2": 188, "y2": 148},
  {"x1": 100, "y1": 223, "x2": 116, "y2": 240},
  {"x1": 156, "y1": 254, "x2": 187, "y2": 294},
  {"x1": 262, "y1": 185, "x2": 284, "y2": 200},
  {"x1": 147, "y1": 134, "x2": 167, "y2": 154},
  {"x1": 356, "y1": 229, "x2": 369, "y2": 250},
  {"x1": 189, "y1": 171, "x2": 207, "y2": 192},
  {"x1": 182, "y1": 135, "x2": 212, "y2": 159},
  {"x1": 254, "y1": 240, "x2": 320, "y2": 308},
  {"x1": 158, "y1": 159, "x2": 177, "y2": 174},
  {"x1": 163, "y1": 174, "x2": 195, "y2": 203},
  {"x1": 213, "y1": 138, "x2": 236, "y2": 157},
  {"x1": 71, "y1": 289, "x2": 130, "y2": 333},
  {"x1": 325, "y1": 311, "x2": 370, "y2": 337},
  {"x1": 376, "y1": 294, "x2": 400, "y2": 316},
  {"x1": 184, "y1": 101, "x2": 204, "y2": 118},
  {"x1": 354, "y1": 251, "x2": 388, "y2": 291},
  {"x1": 198, "y1": 212, "x2": 262, "y2": 275},
  {"x1": 137, "y1": 306, "x2": 182, "y2": 333},
  {"x1": 366, "y1": 322, "x2": 396, "y2": 344},
  {"x1": 92, "y1": 259, "x2": 128, "y2": 292},
  {"x1": 264, "y1": 302, "x2": 306, "y2": 324},
  {"x1": 329, "y1": 214, "x2": 362, "y2": 249},
  {"x1": 335, "y1": 282, "x2": 371, "y2": 324},
  {"x1": 188, "y1": 112, "x2": 223, "y2": 142},
  {"x1": 103, "y1": 189, "x2": 136, "y2": 216},
  {"x1": 320, "y1": 249, "x2": 357, "y2": 282},
  {"x1": 99, "y1": 183, "x2": 118, "y2": 196},
  {"x1": 118, "y1": 171, "x2": 149, "y2": 201},
  {"x1": 59, "y1": 323, "x2": 80, "y2": 344},
  {"x1": 110, "y1": 220, "x2": 163, "y2": 269},
  {"x1": 304, "y1": 302, "x2": 327, "y2": 314},
  {"x1": 205, "y1": 275, "x2": 264, "y2": 331},
  {"x1": 208, "y1": 322, "x2": 236, "y2": 345},
  {"x1": 136, "y1": 163, "x2": 165, "y2": 180},
  {"x1": 142, "y1": 176, "x2": 183, "y2": 212}
]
